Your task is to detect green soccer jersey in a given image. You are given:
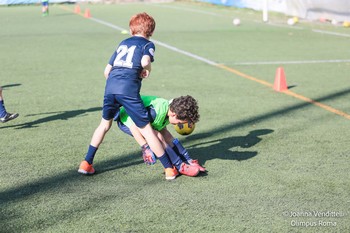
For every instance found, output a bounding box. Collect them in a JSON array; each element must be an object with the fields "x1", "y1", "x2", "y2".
[{"x1": 119, "y1": 96, "x2": 170, "y2": 131}]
